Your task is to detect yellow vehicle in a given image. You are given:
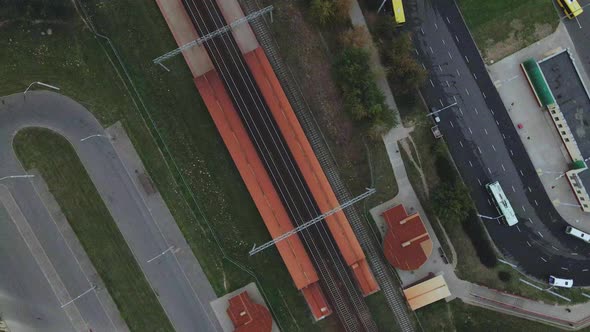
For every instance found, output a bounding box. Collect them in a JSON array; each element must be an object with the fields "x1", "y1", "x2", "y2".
[
  {"x1": 557, "y1": 0, "x2": 583, "y2": 19},
  {"x1": 392, "y1": 0, "x2": 406, "y2": 24}
]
